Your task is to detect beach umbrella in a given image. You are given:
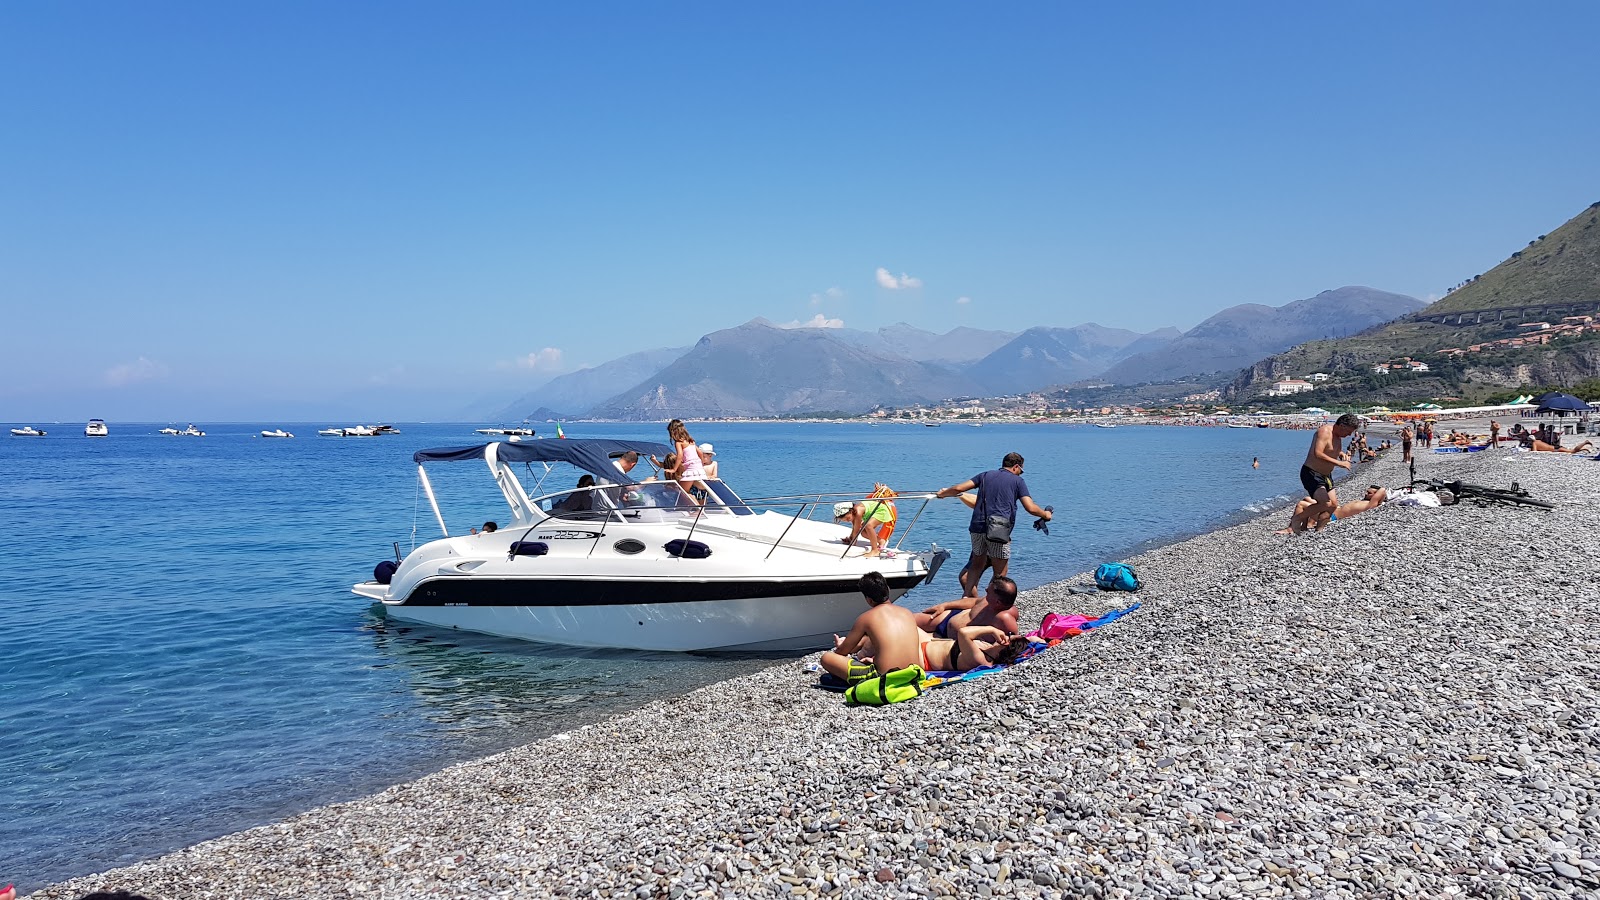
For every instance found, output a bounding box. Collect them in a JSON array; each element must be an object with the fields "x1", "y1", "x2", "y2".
[{"x1": 1535, "y1": 392, "x2": 1592, "y2": 413}]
